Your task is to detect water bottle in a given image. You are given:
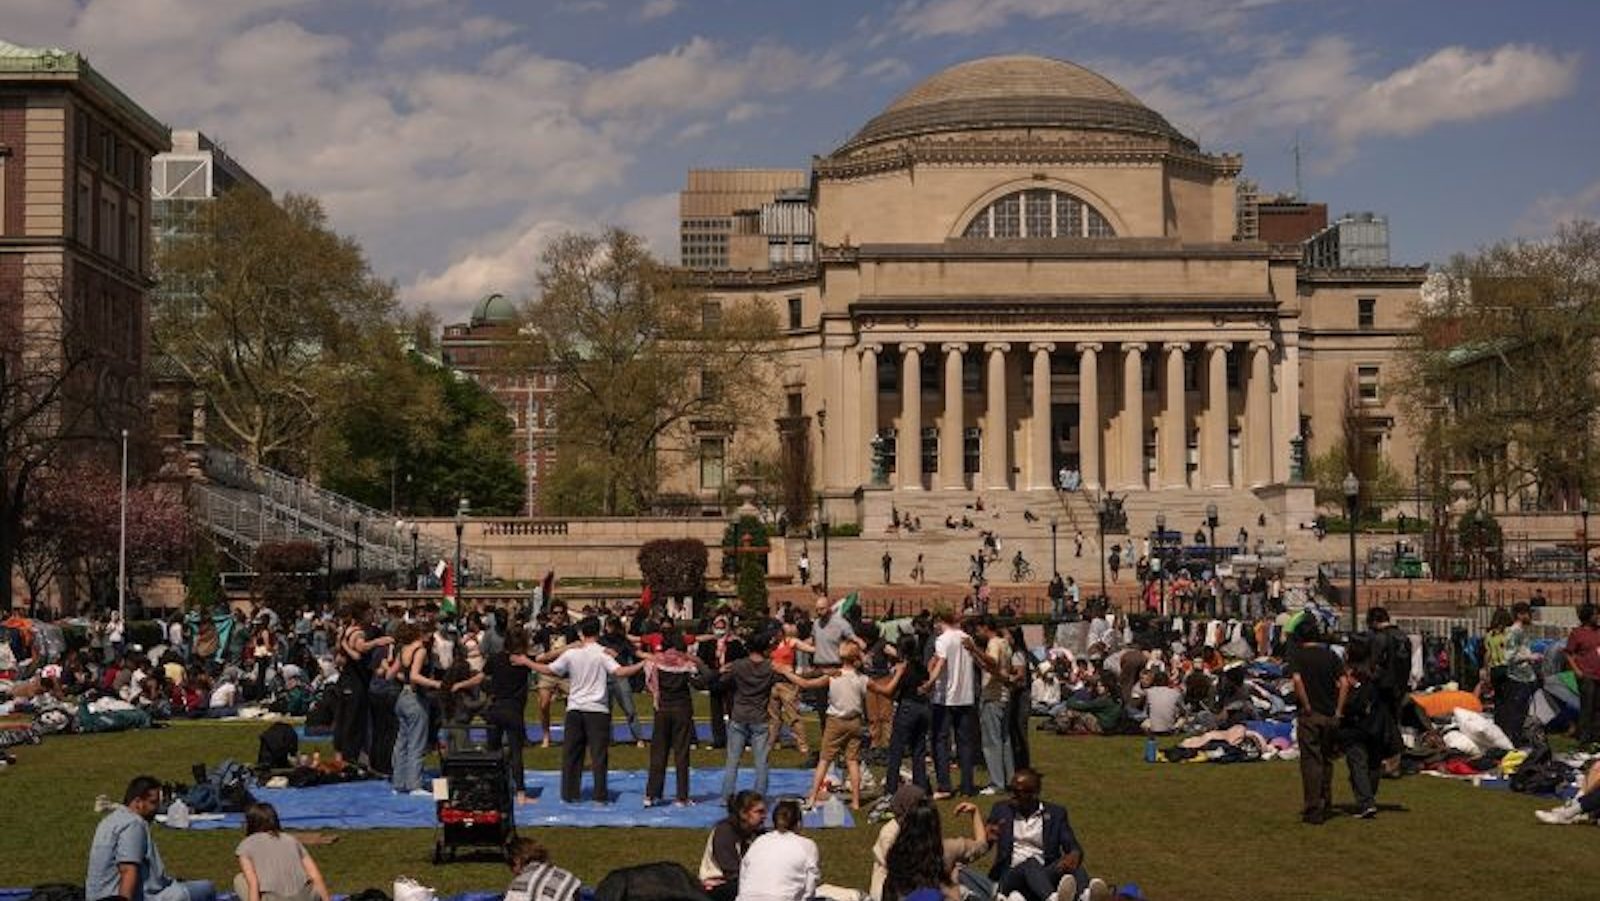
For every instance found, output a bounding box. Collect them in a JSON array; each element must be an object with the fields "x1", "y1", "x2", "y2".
[
  {"x1": 1144, "y1": 736, "x2": 1157, "y2": 764},
  {"x1": 168, "y1": 798, "x2": 191, "y2": 829},
  {"x1": 822, "y1": 793, "x2": 846, "y2": 827}
]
